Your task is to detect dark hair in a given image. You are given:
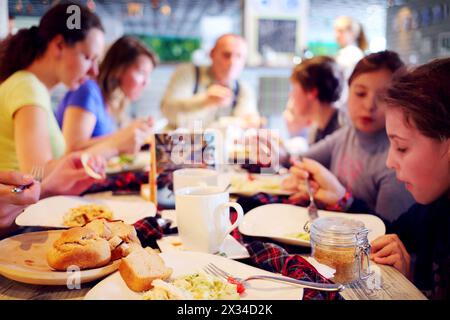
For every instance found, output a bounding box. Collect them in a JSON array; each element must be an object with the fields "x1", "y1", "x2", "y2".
[
  {"x1": 291, "y1": 56, "x2": 343, "y2": 104},
  {"x1": 98, "y1": 36, "x2": 158, "y2": 103},
  {"x1": 0, "y1": 2, "x2": 104, "y2": 82},
  {"x1": 384, "y1": 58, "x2": 450, "y2": 141},
  {"x1": 348, "y1": 50, "x2": 405, "y2": 86}
]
